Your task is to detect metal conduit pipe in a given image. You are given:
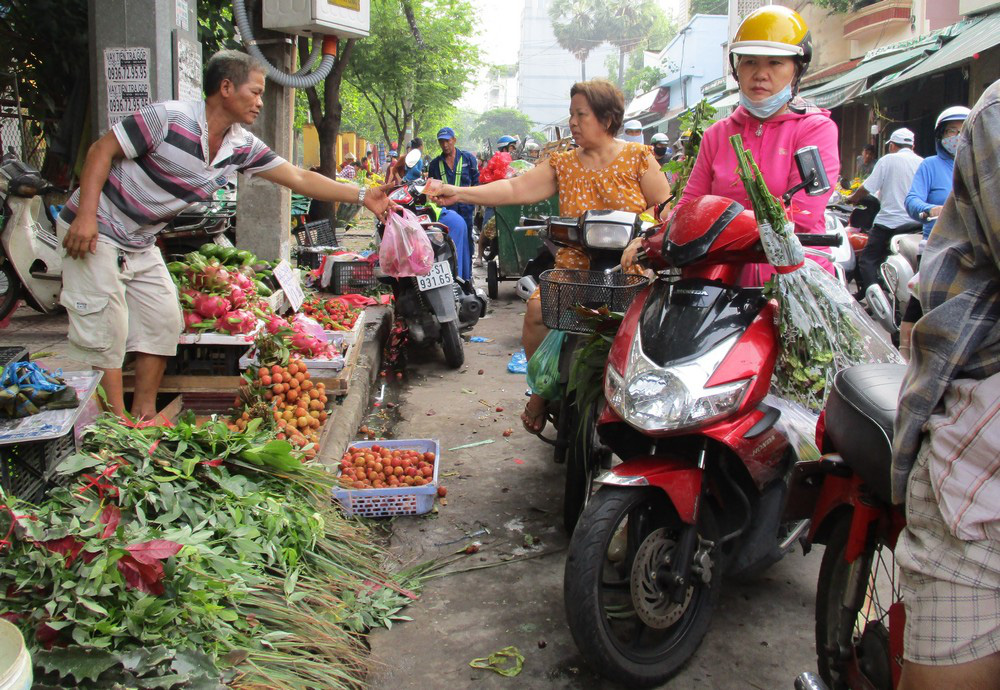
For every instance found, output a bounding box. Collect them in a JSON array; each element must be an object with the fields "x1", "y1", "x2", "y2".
[{"x1": 232, "y1": 0, "x2": 336, "y2": 88}]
